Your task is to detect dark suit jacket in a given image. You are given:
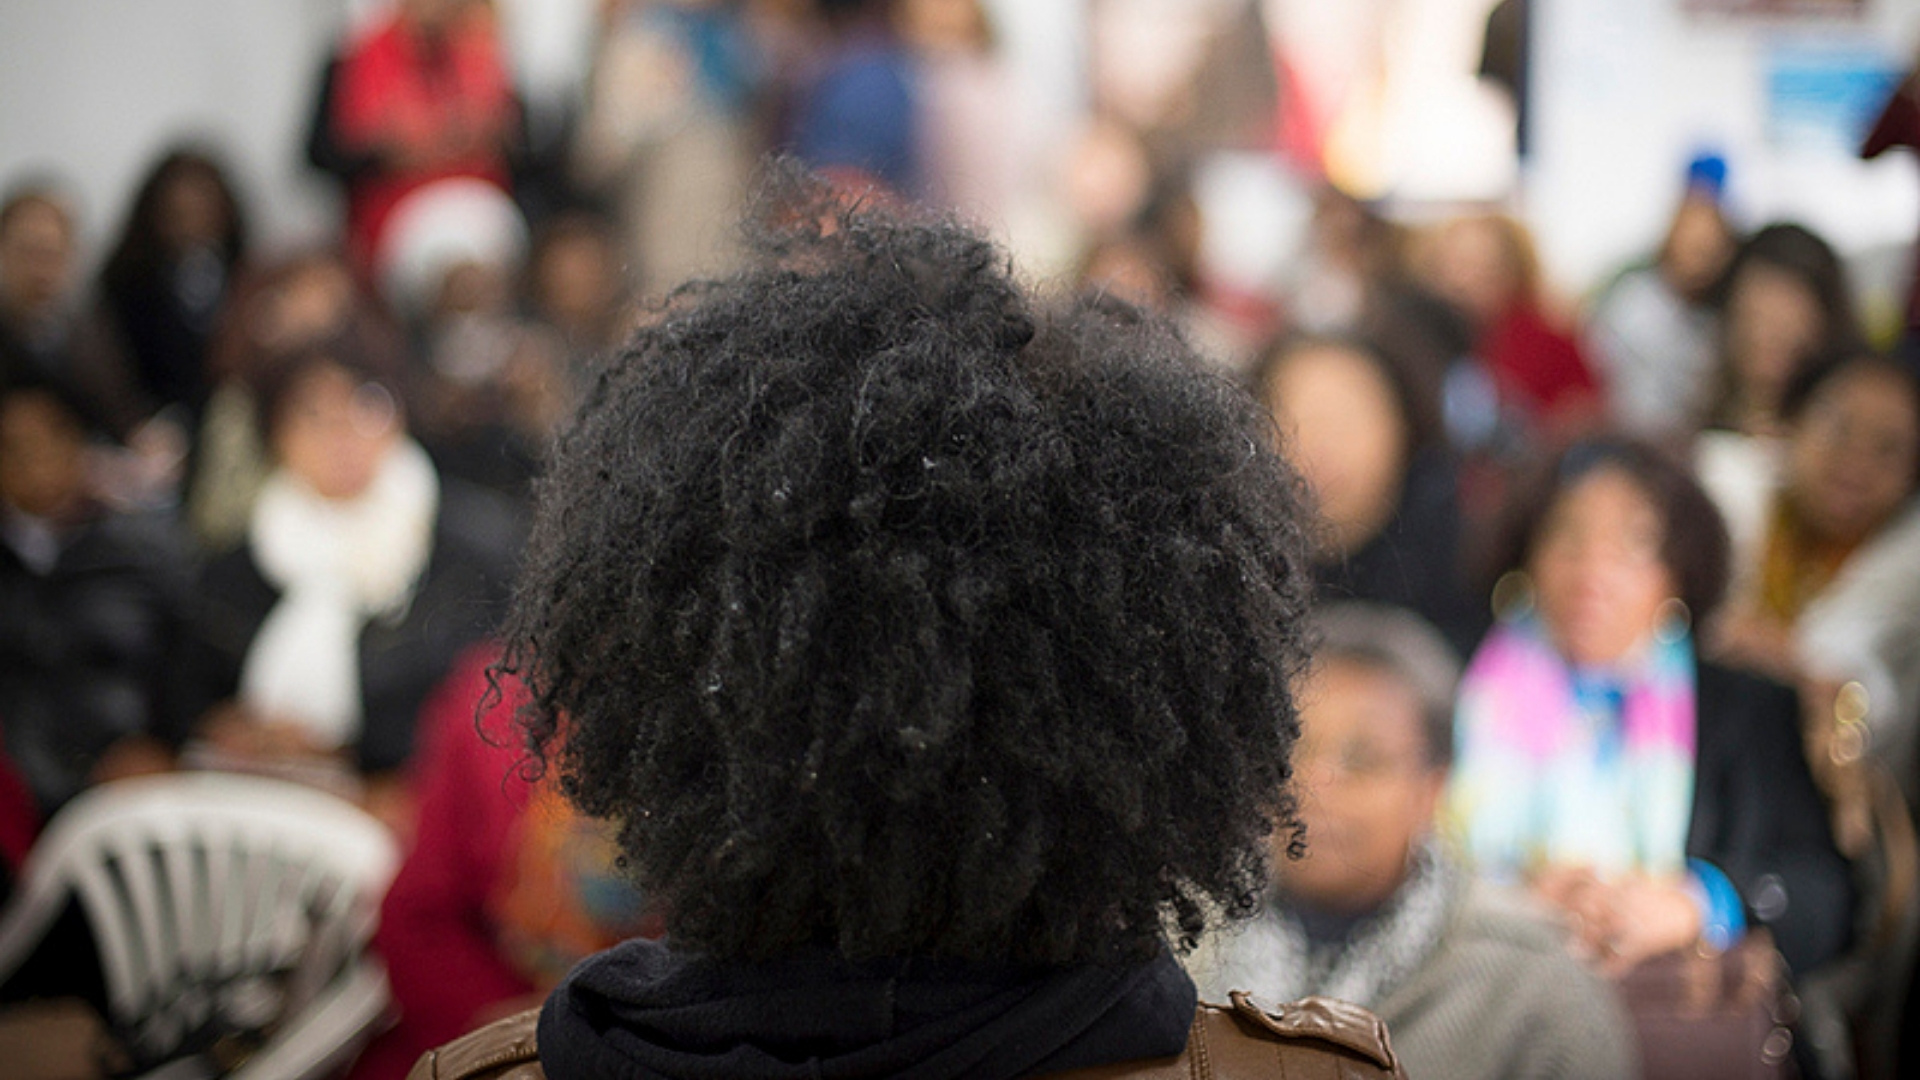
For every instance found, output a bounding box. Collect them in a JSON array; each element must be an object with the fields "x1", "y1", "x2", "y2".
[{"x1": 1689, "y1": 661, "x2": 1853, "y2": 974}]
